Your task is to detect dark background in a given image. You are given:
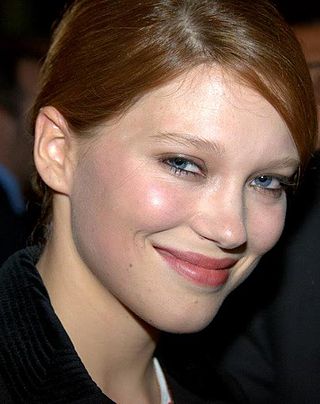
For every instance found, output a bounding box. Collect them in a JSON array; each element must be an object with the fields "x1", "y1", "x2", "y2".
[{"x1": 0, "y1": 0, "x2": 320, "y2": 42}]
